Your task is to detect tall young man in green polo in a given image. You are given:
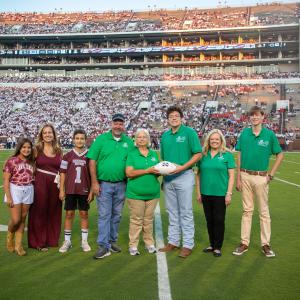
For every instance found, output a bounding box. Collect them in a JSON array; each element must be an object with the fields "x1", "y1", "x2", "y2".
[
  {"x1": 233, "y1": 106, "x2": 283, "y2": 257},
  {"x1": 159, "y1": 106, "x2": 202, "y2": 258},
  {"x1": 88, "y1": 114, "x2": 134, "y2": 259}
]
